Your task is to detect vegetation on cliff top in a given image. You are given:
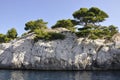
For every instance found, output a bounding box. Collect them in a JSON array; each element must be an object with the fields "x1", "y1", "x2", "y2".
[
  {"x1": 24, "y1": 19, "x2": 65, "y2": 42},
  {"x1": 51, "y1": 19, "x2": 77, "y2": 32},
  {"x1": 0, "y1": 28, "x2": 18, "y2": 43},
  {"x1": 0, "y1": 7, "x2": 119, "y2": 43},
  {"x1": 34, "y1": 29, "x2": 65, "y2": 42},
  {"x1": 73, "y1": 7, "x2": 118, "y2": 39}
]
